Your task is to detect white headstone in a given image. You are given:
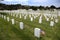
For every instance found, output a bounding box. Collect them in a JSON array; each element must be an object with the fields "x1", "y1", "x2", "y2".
[
  {"x1": 29, "y1": 14, "x2": 31, "y2": 18},
  {"x1": 20, "y1": 22, "x2": 24, "y2": 30},
  {"x1": 34, "y1": 16, "x2": 36, "y2": 19},
  {"x1": 7, "y1": 17, "x2": 9, "y2": 22},
  {"x1": 50, "y1": 21, "x2": 54, "y2": 26},
  {"x1": 40, "y1": 15, "x2": 42, "y2": 19},
  {"x1": 34, "y1": 28, "x2": 41, "y2": 38},
  {"x1": 39, "y1": 18, "x2": 42, "y2": 23},
  {"x1": 46, "y1": 18, "x2": 49, "y2": 21},
  {"x1": 30, "y1": 17, "x2": 33, "y2": 21},
  {"x1": 11, "y1": 19, "x2": 14, "y2": 24},
  {"x1": 4, "y1": 16, "x2": 6, "y2": 20},
  {"x1": 51, "y1": 17, "x2": 53, "y2": 20},
  {"x1": 55, "y1": 19, "x2": 58, "y2": 23},
  {"x1": 20, "y1": 15, "x2": 21, "y2": 18}
]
